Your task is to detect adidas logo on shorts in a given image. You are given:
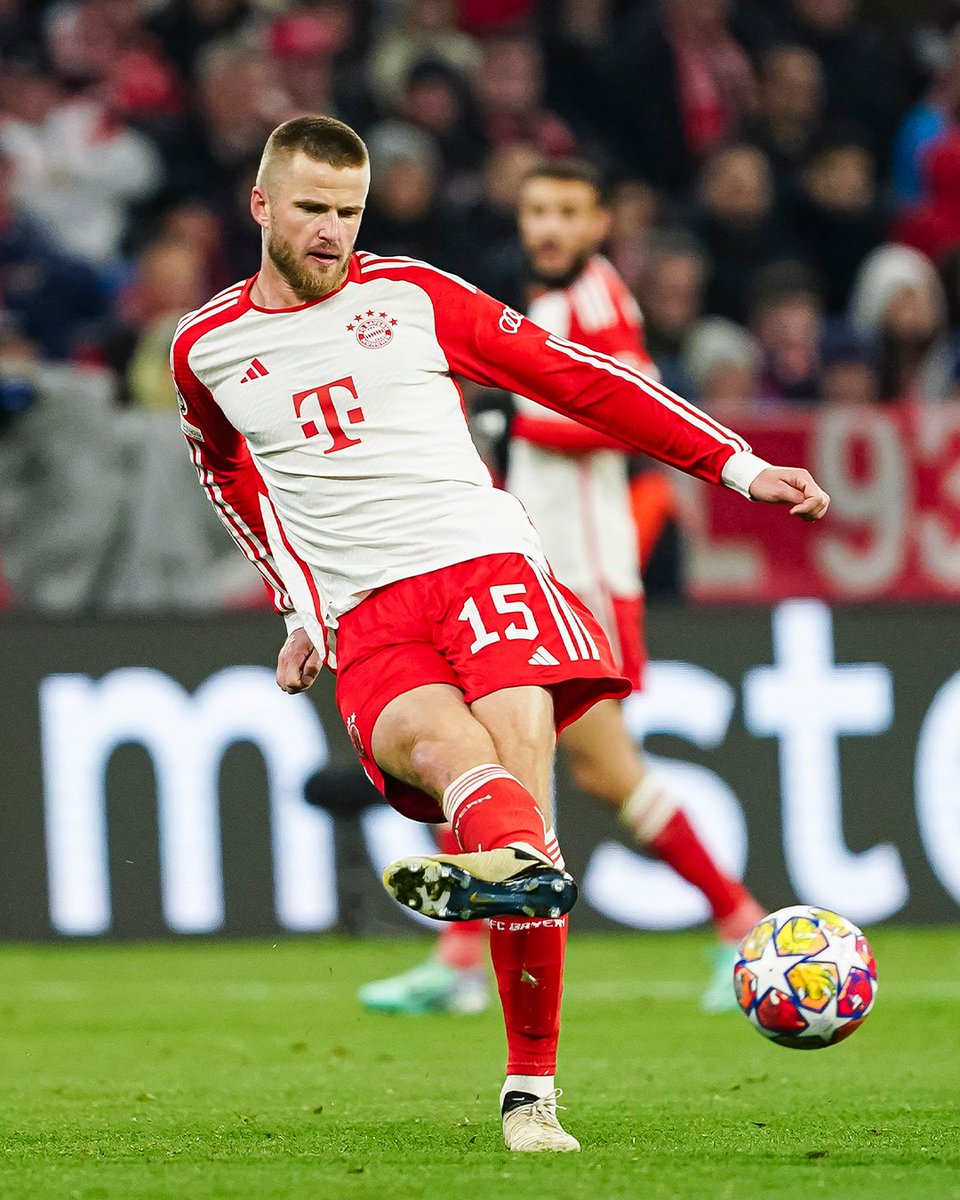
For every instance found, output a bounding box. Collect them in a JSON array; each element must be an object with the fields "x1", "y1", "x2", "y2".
[{"x1": 528, "y1": 645, "x2": 560, "y2": 667}]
